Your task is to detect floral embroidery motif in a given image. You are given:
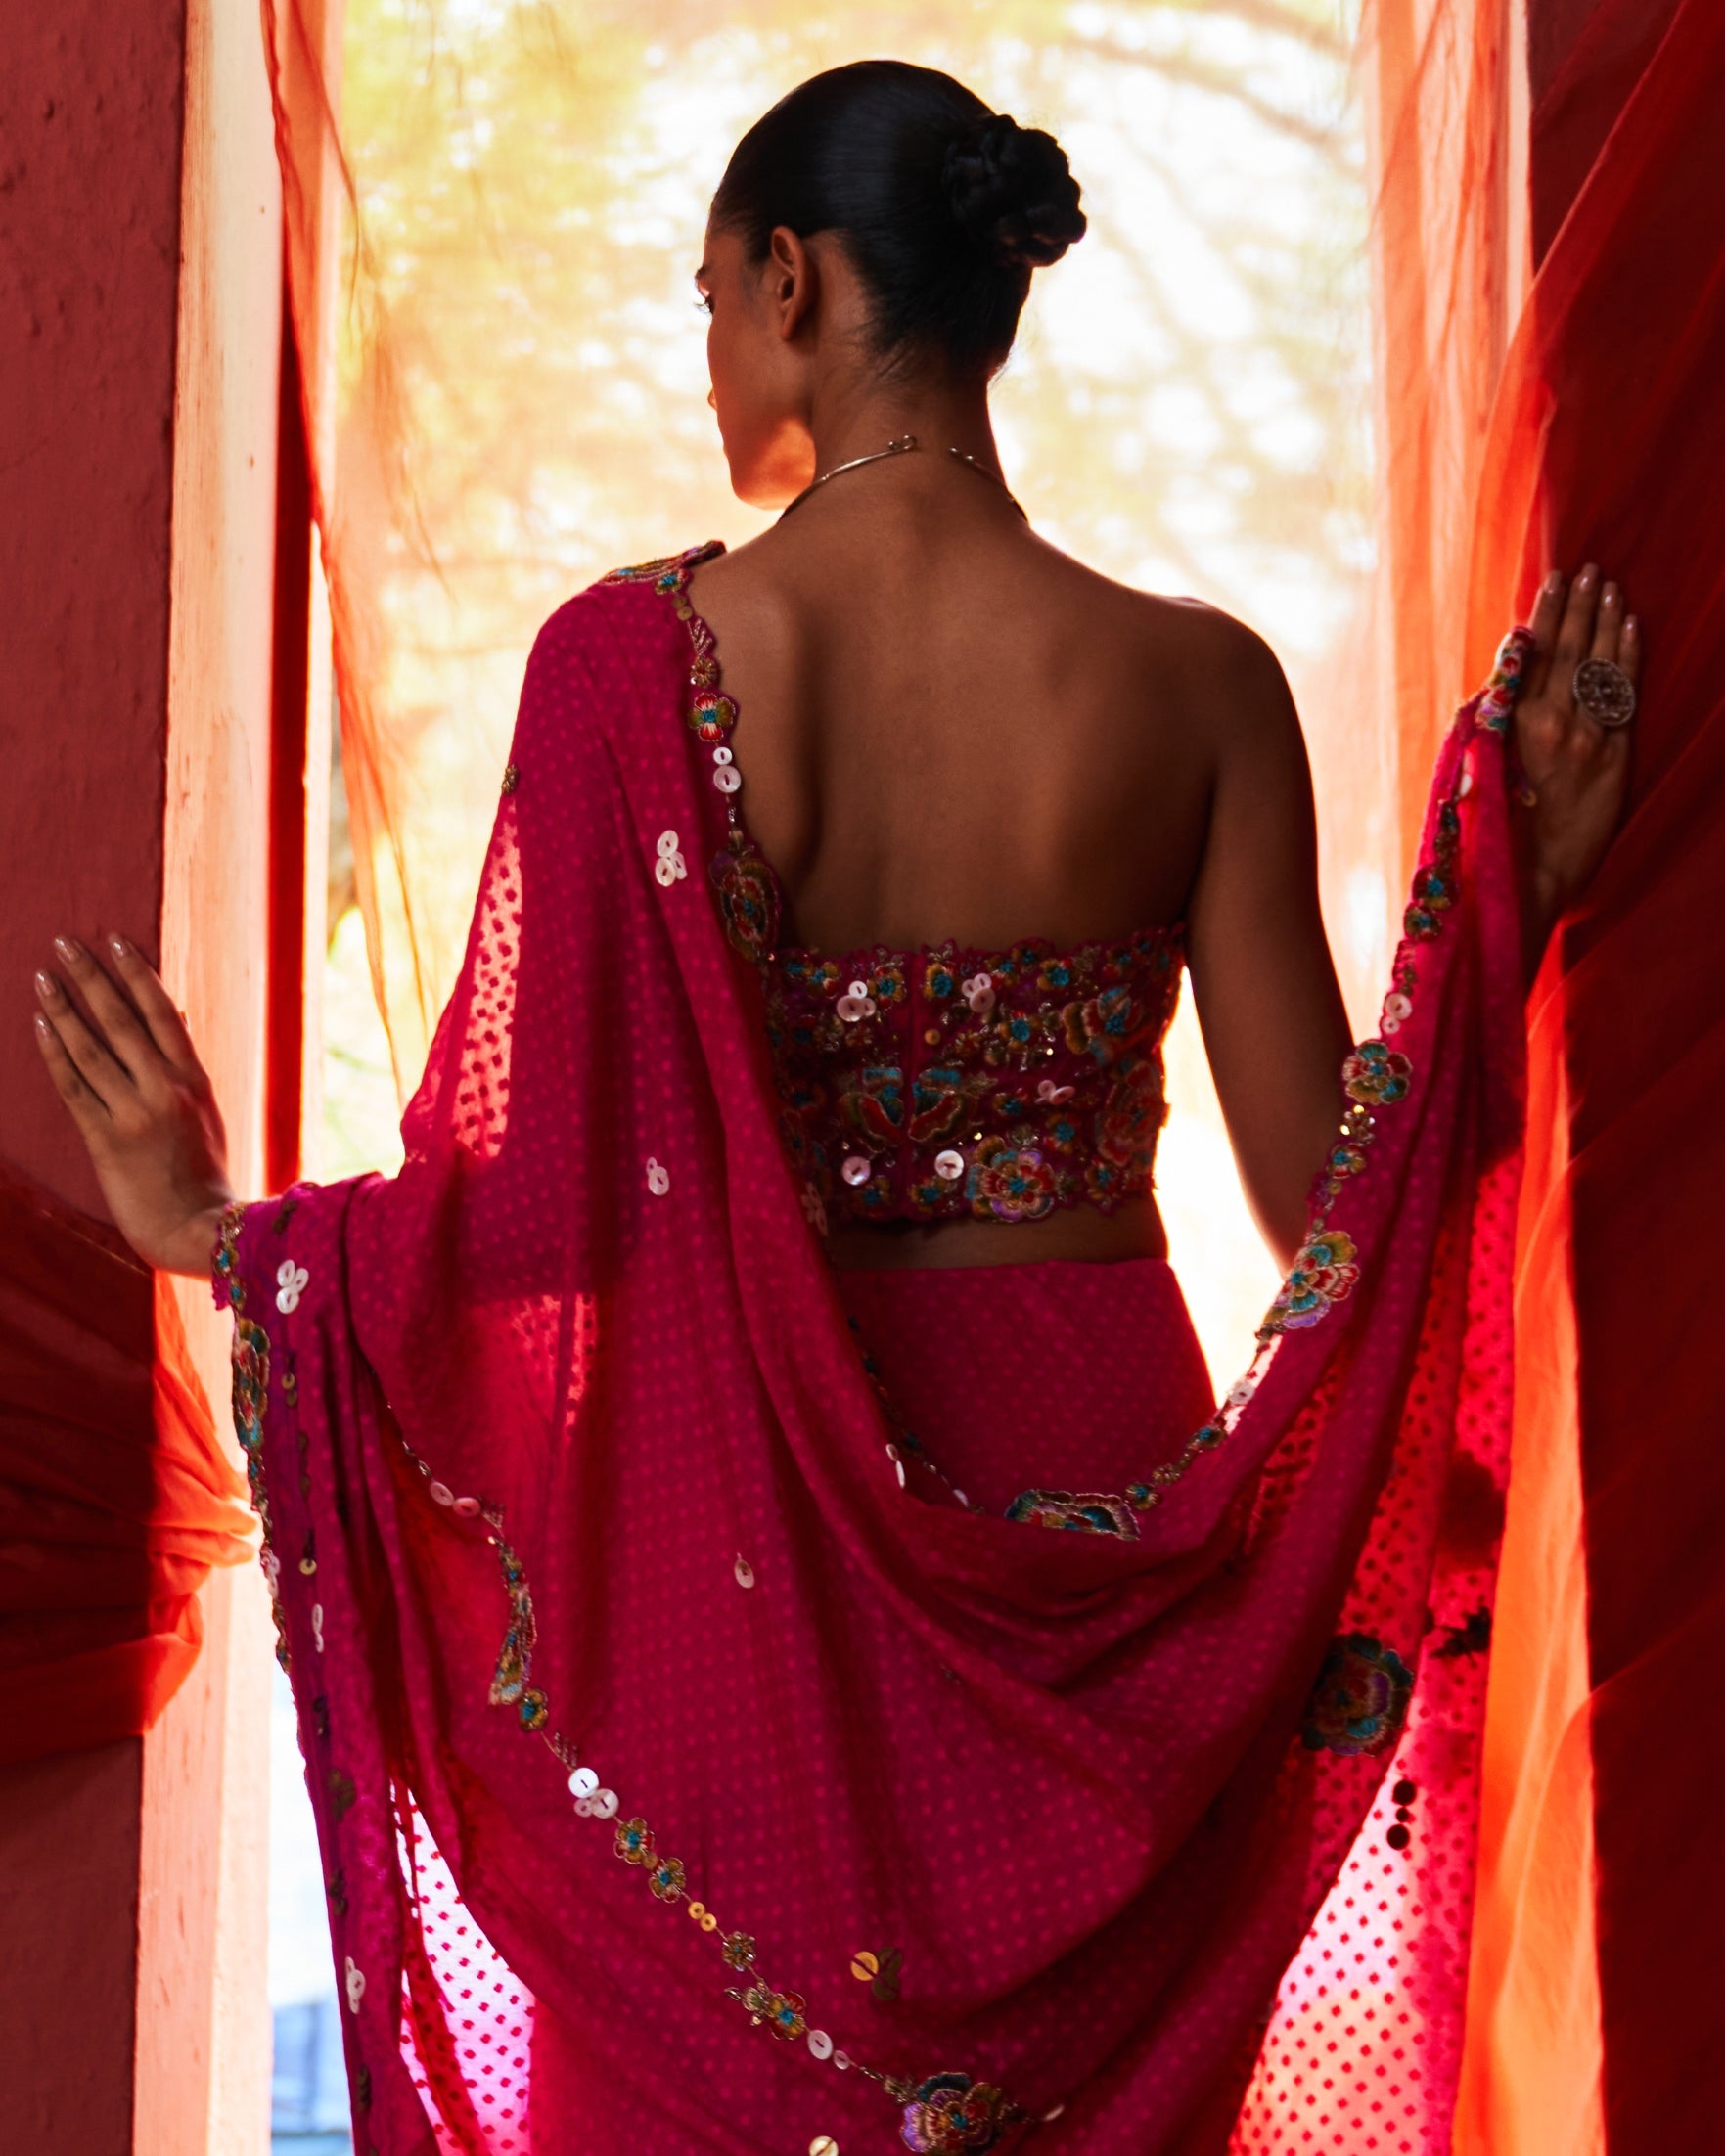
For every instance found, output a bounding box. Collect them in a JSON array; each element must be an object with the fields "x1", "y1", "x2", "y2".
[
  {"x1": 213, "y1": 1203, "x2": 291, "y2": 1671},
  {"x1": 1342, "y1": 1041, "x2": 1413, "y2": 1106},
  {"x1": 1474, "y1": 624, "x2": 1536, "y2": 734},
  {"x1": 599, "y1": 551, "x2": 705, "y2": 594},
  {"x1": 1301, "y1": 1633, "x2": 1415, "y2": 1756},
  {"x1": 740, "y1": 1980, "x2": 808, "y2": 2042},
  {"x1": 1260, "y1": 1227, "x2": 1361, "y2": 1336},
  {"x1": 1005, "y1": 1490, "x2": 1140, "y2": 1539},
  {"x1": 614, "y1": 1816, "x2": 656, "y2": 1864},
  {"x1": 649, "y1": 1855, "x2": 688, "y2": 1903},
  {"x1": 689, "y1": 689, "x2": 738, "y2": 741},
  {"x1": 900, "y1": 2072, "x2": 1014, "y2": 2153},
  {"x1": 710, "y1": 840, "x2": 780, "y2": 961},
  {"x1": 487, "y1": 1536, "x2": 536, "y2": 1708},
  {"x1": 763, "y1": 925, "x2": 1181, "y2": 1226},
  {"x1": 965, "y1": 1139, "x2": 1058, "y2": 1223}
]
